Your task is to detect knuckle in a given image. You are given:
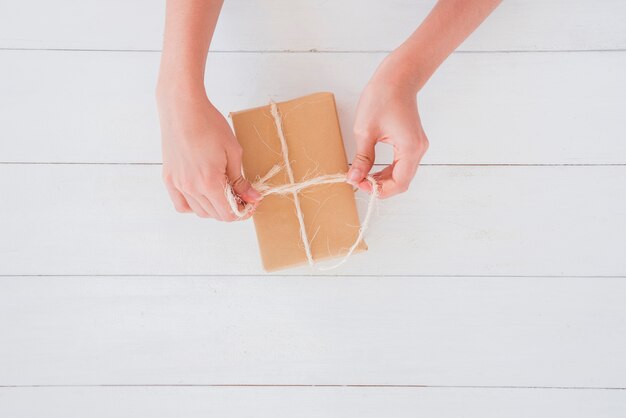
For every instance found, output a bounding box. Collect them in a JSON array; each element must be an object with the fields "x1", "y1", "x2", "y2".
[
  {"x1": 177, "y1": 172, "x2": 225, "y2": 194},
  {"x1": 172, "y1": 199, "x2": 190, "y2": 213},
  {"x1": 223, "y1": 214, "x2": 237, "y2": 223},
  {"x1": 204, "y1": 171, "x2": 226, "y2": 187},
  {"x1": 196, "y1": 211, "x2": 211, "y2": 219},
  {"x1": 231, "y1": 174, "x2": 247, "y2": 188},
  {"x1": 215, "y1": 211, "x2": 236, "y2": 222},
  {"x1": 378, "y1": 187, "x2": 393, "y2": 200},
  {"x1": 416, "y1": 138, "x2": 429, "y2": 155},
  {"x1": 205, "y1": 181, "x2": 225, "y2": 195},
  {"x1": 353, "y1": 125, "x2": 373, "y2": 139},
  {"x1": 405, "y1": 141, "x2": 427, "y2": 159},
  {"x1": 354, "y1": 153, "x2": 374, "y2": 166},
  {"x1": 162, "y1": 170, "x2": 174, "y2": 185},
  {"x1": 398, "y1": 181, "x2": 410, "y2": 193},
  {"x1": 182, "y1": 178, "x2": 213, "y2": 195},
  {"x1": 179, "y1": 180, "x2": 197, "y2": 194},
  {"x1": 231, "y1": 175, "x2": 251, "y2": 193},
  {"x1": 174, "y1": 176, "x2": 195, "y2": 193}
]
